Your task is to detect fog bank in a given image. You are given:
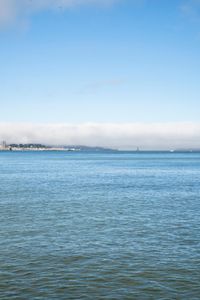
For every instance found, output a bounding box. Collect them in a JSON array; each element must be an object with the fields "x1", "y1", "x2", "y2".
[{"x1": 0, "y1": 122, "x2": 200, "y2": 150}]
